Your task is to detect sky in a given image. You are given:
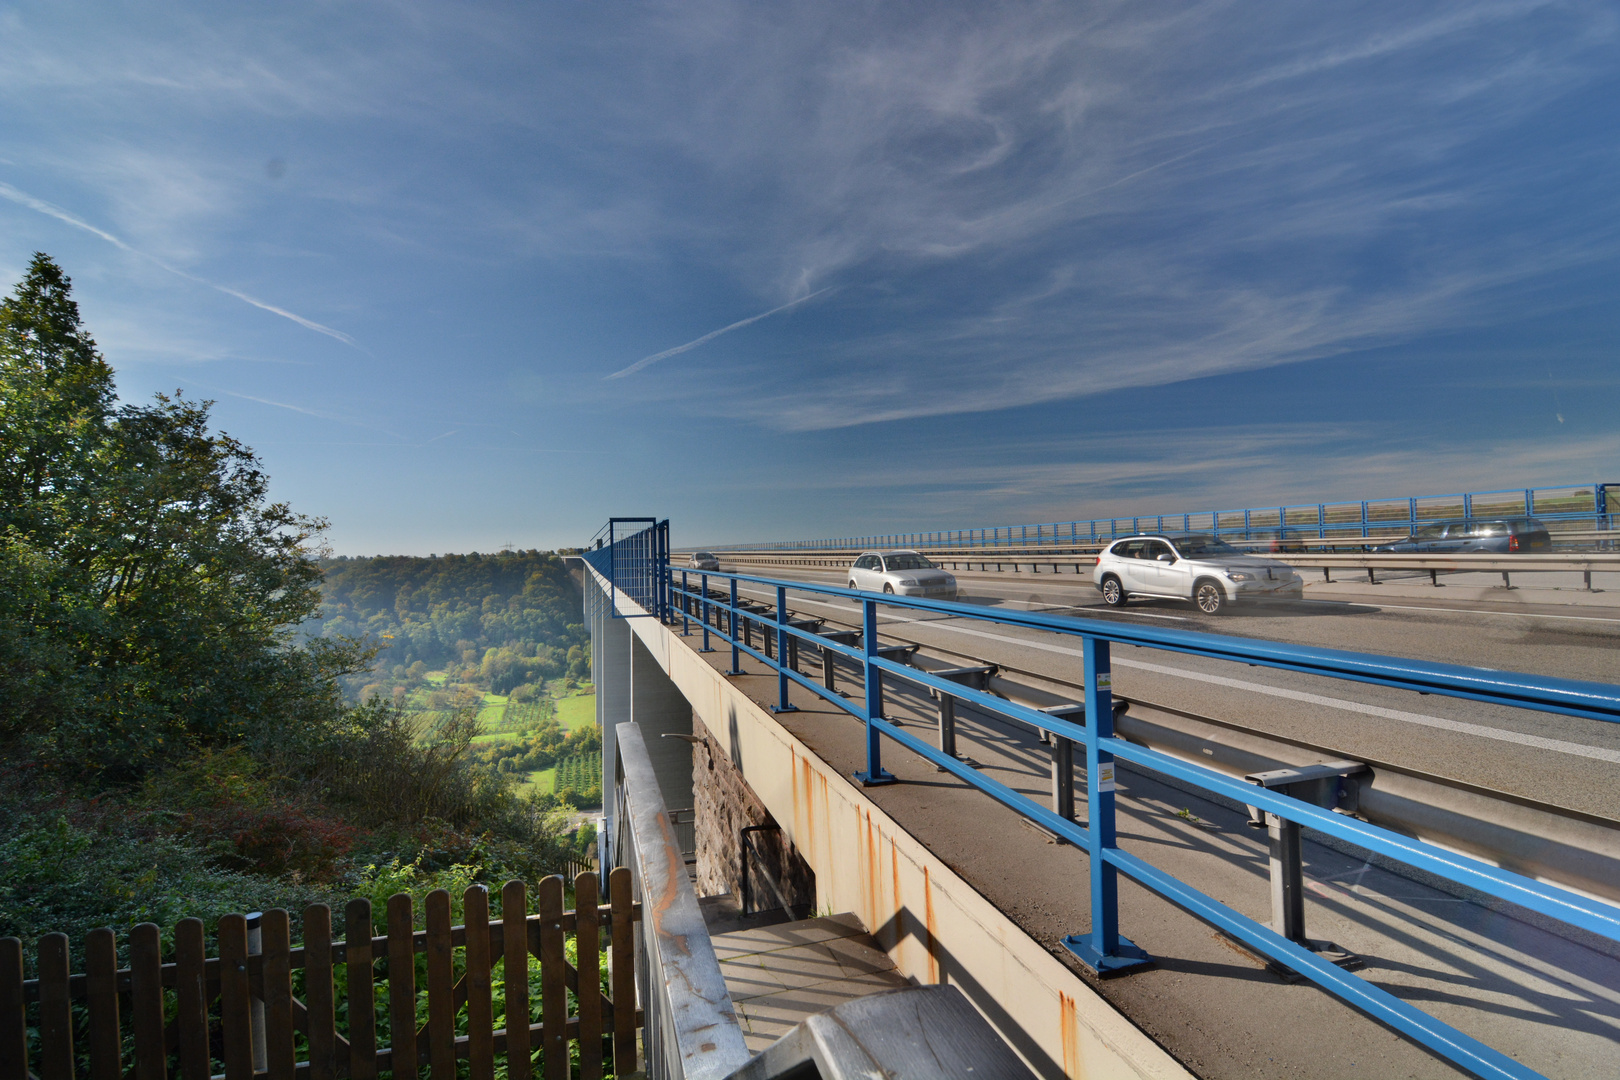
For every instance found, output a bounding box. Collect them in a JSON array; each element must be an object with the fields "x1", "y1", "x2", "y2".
[{"x1": 2, "y1": 1, "x2": 1618, "y2": 554}]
